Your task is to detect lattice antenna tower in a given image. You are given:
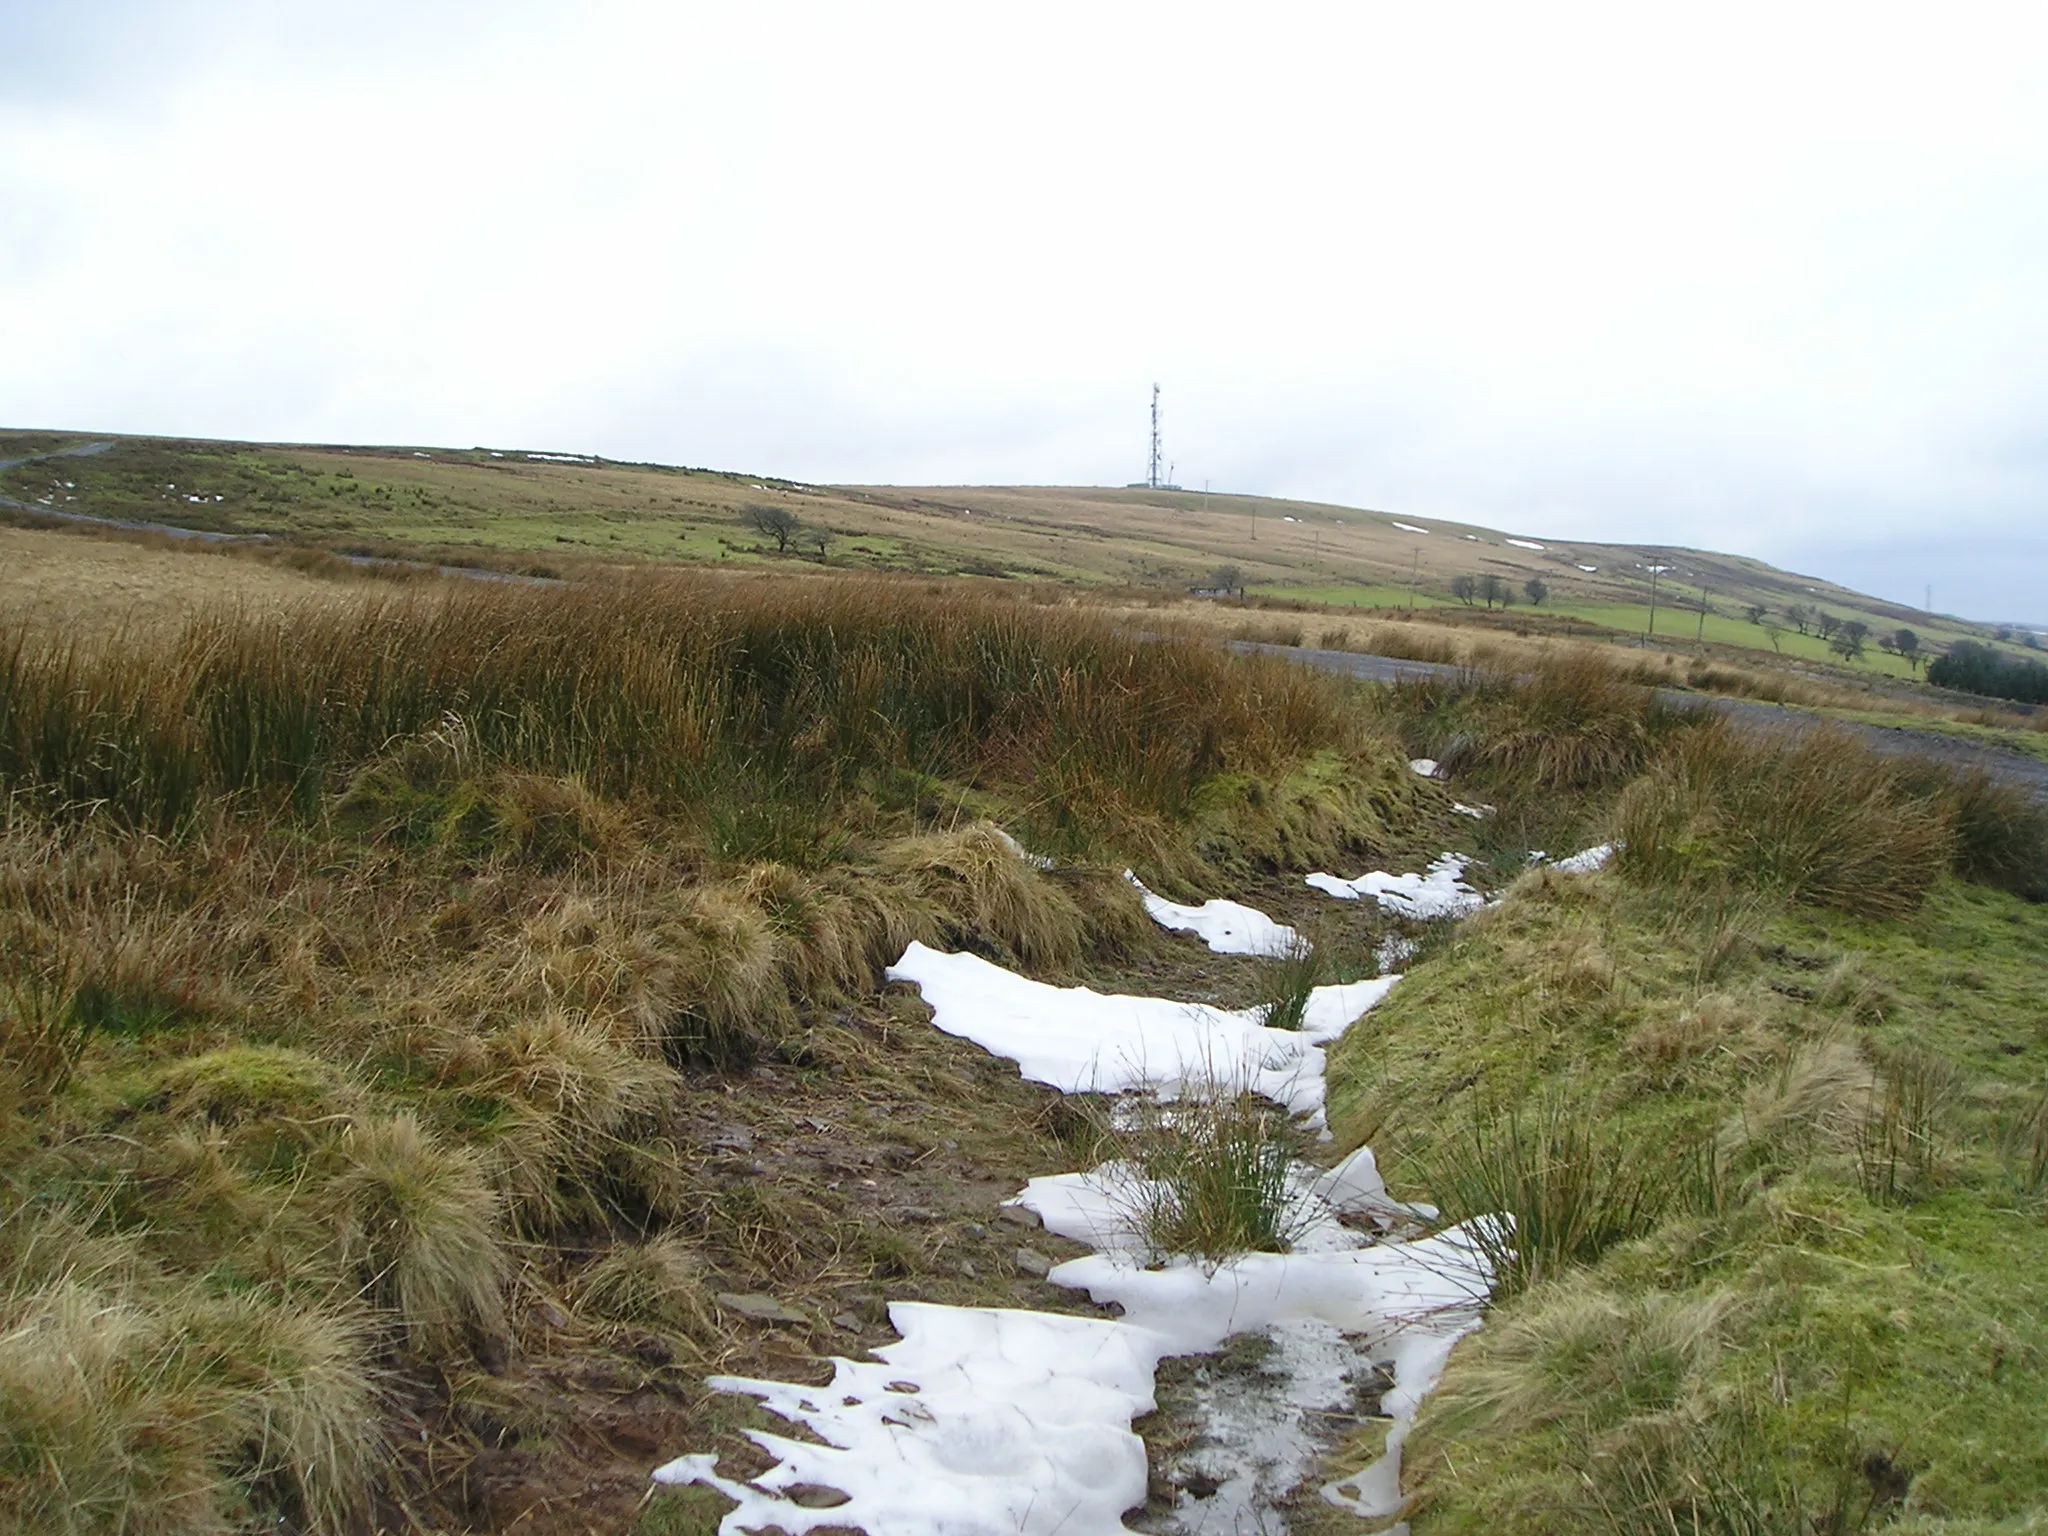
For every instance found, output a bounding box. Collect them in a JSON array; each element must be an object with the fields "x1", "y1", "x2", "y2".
[{"x1": 1147, "y1": 383, "x2": 1163, "y2": 490}]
